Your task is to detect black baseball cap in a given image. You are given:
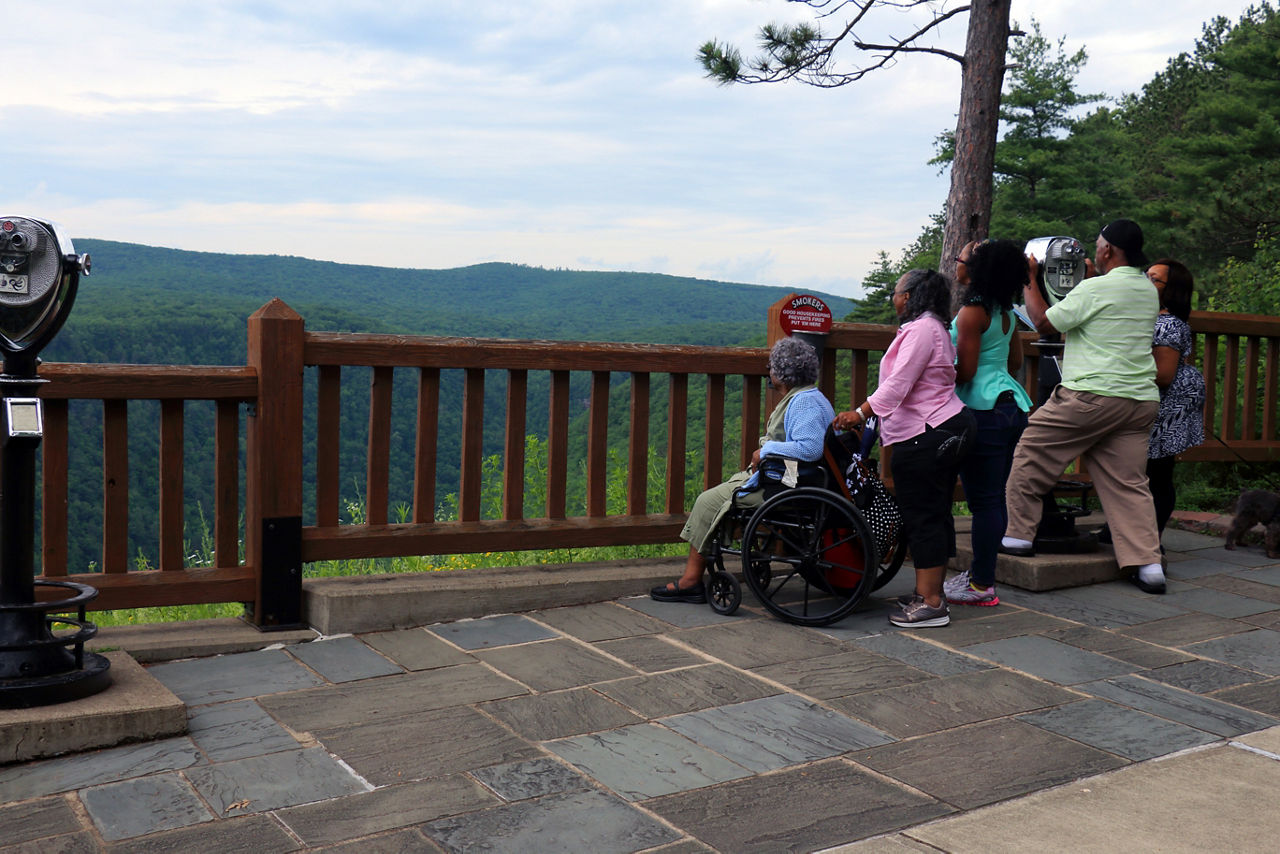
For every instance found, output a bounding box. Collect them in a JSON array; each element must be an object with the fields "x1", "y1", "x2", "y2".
[{"x1": 1100, "y1": 219, "x2": 1148, "y2": 267}]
